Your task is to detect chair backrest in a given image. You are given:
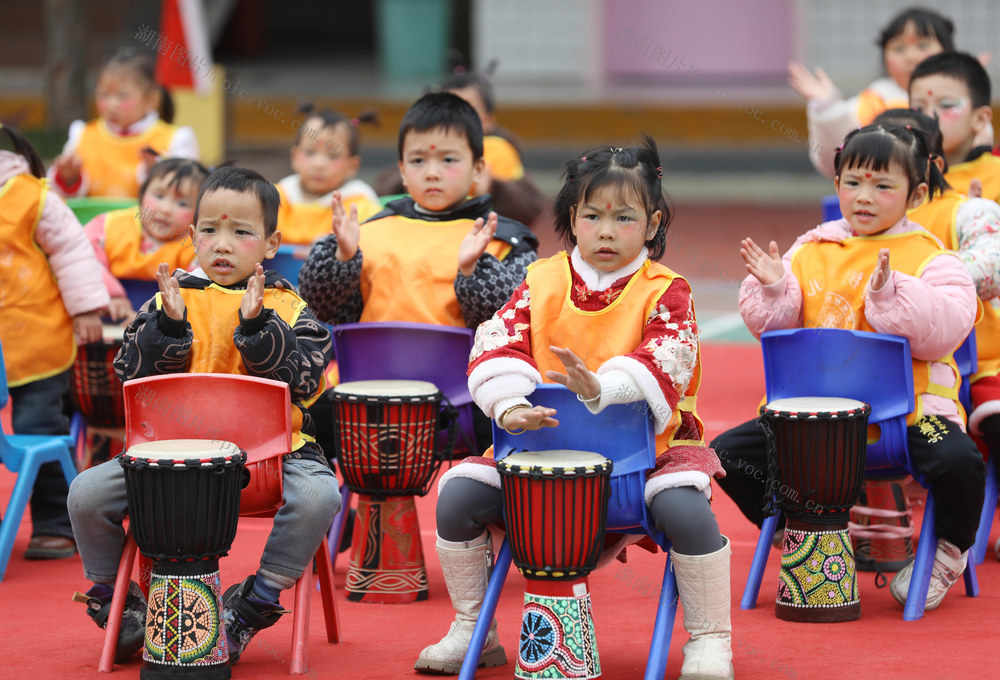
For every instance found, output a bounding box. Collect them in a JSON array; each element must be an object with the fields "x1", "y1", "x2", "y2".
[
  {"x1": 120, "y1": 278, "x2": 159, "y2": 312},
  {"x1": 263, "y1": 244, "x2": 307, "y2": 289},
  {"x1": 492, "y1": 384, "x2": 662, "y2": 544},
  {"x1": 761, "y1": 328, "x2": 914, "y2": 471},
  {"x1": 821, "y1": 194, "x2": 842, "y2": 223},
  {"x1": 954, "y1": 331, "x2": 977, "y2": 415},
  {"x1": 66, "y1": 197, "x2": 137, "y2": 225},
  {"x1": 0, "y1": 341, "x2": 9, "y2": 410}
]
